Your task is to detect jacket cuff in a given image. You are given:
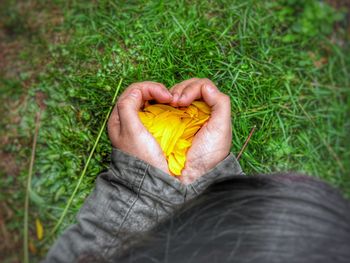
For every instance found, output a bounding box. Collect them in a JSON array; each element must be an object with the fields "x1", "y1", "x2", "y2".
[
  {"x1": 108, "y1": 148, "x2": 243, "y2": 204},
  {"x1": 109, "y1": 148, "x2": 192, "y2": 204},
  {"x1": 190, "y1": 153, "x2": 244, "y2": 194}
]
